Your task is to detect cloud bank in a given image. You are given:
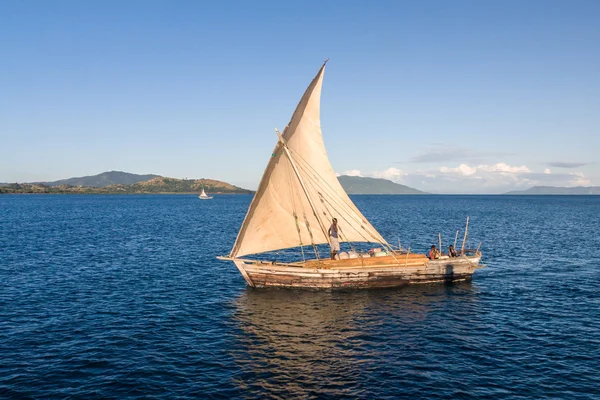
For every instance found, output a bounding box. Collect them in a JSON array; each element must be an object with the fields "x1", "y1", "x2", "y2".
[{"x1": 339, "y1": 162, "x2": 593, "y2": 194}]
